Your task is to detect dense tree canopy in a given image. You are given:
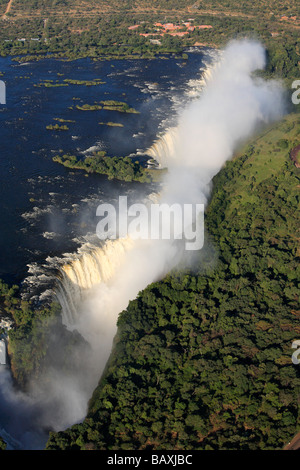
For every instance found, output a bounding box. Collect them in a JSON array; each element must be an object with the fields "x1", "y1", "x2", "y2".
[{"x1": 45, "y1": 113, "x2": 300, "y2": 450}]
